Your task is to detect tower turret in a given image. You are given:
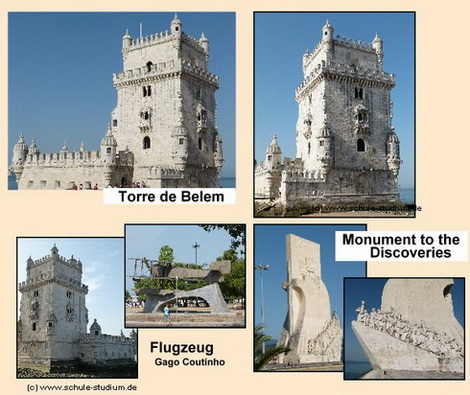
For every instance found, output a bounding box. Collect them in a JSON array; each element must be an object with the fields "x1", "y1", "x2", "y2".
[
  {"x1": 214, "y1": 132, "x2": 224, "y2": 175},
  {"x1": 265, "y1": 133, "x2": 282, "y2": 171},
  {"x1": 10, "y1": 133, "x2": 28, "y2": 181},
  {"x1": 50, "y1": 244, "x2": 59, "y2": 262},
  {"x1": 172, "y1": 120, "x2": 188, "y2": 171},
  {"x1": 90, "y1": 319, "x2": 102, "y2": 336},
  {"x1": 100, "y1": 124, "x2": 117, "y2": 164},
  {"x1": 199, "y1": 32, "x2": 209, "y2": 69},
  {"x1": 29, "y1": 139, "x2": 39, "y2": 155},
  {"x1": 322, "y1": 20, "x2": 334, "y2": 43},
  {"x1": 171, "y1": 14, "x2": 182, "y2": 36},
  {"x1": 386, "y1": 129, "x2": 401, "y2": 179},
  {"x1": 122, "y1": 29, "x2": 132, "y2": 52},
  {"x1": 372, "y1": 33, "x2": 383, "y2": 70},
  {"x1": 317, "y1": 120, "x2": 335, "y2": 174}
]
